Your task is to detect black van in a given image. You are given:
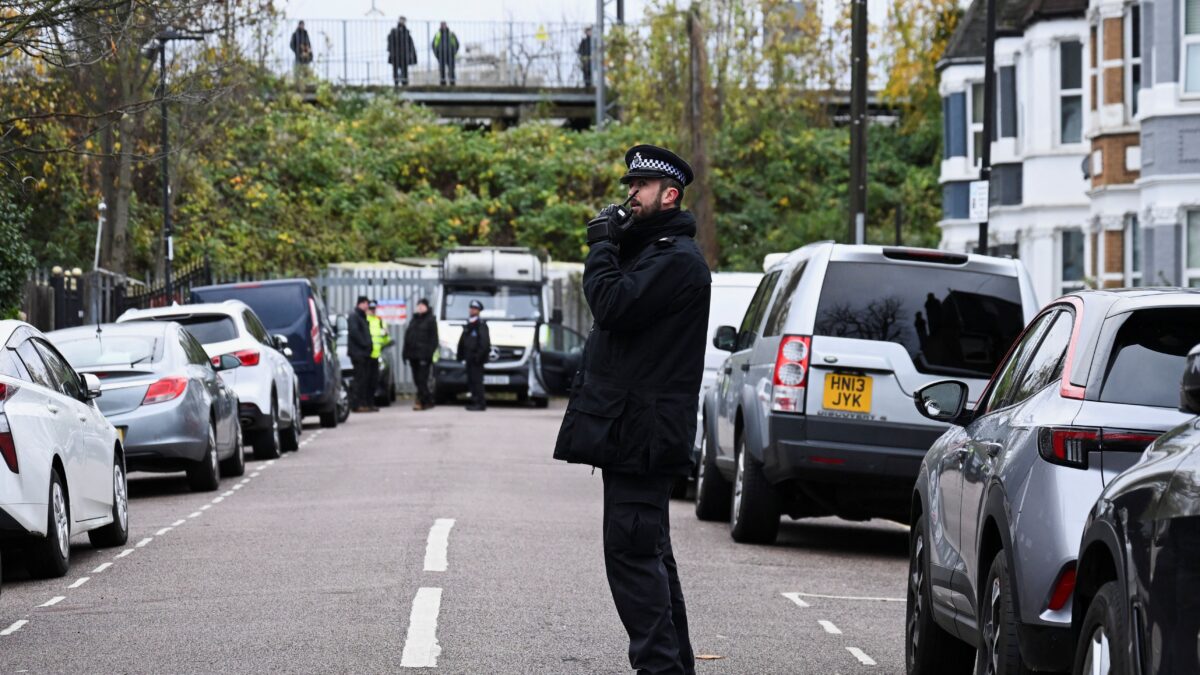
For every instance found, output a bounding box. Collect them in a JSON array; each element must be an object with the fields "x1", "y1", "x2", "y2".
[{"x1": 192, "y1": 280, "x2": 342, "y2": 427}]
